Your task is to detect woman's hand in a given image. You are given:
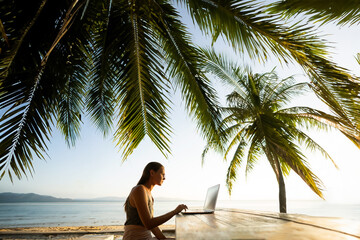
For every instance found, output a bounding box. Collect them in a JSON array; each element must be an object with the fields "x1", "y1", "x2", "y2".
[{"x1": 174, "y1": 204, "x2": 188, "y2": 214}]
